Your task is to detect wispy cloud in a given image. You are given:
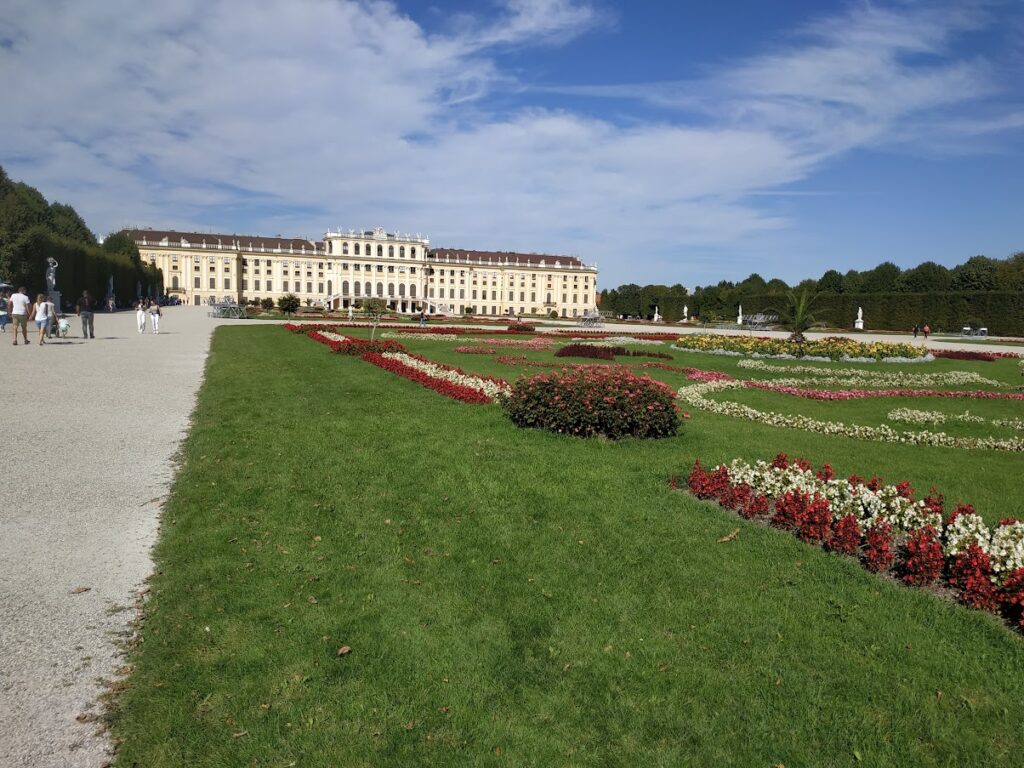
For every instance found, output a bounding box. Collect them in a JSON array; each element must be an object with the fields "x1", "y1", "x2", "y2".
[{"x1": 0, "y1": 0, "x2": 1019, "y2": 285}]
